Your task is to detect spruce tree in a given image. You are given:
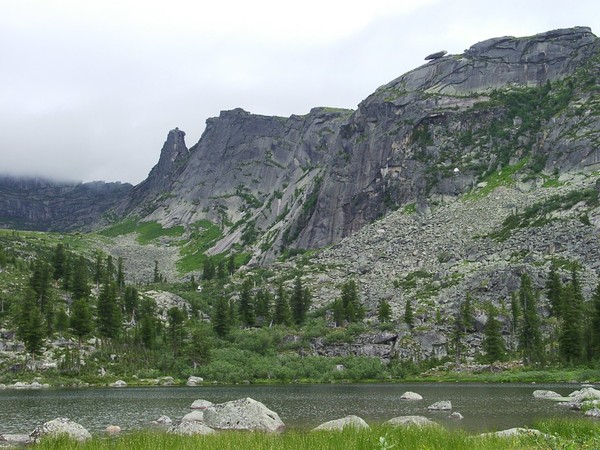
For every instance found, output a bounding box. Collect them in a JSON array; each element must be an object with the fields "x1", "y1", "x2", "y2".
[
  {"x1": 16, "y1": 289, "x2": 45, "y2": 359},
  {"x1": 378, "y1": 298, "x2": 392, "y2": 323},
  {"x1": 123, "y1": 286, "x2": 139, "y2": 321},
  {"x1": 239, "y1": 280, "x2": 255, "y2": 327},
  {"x1": 227, "y1": 253, "x2": 236, "y2": 276},
  {"x1": 213, "y1": 296, "x2": 231, "y2": 337},
  {"x1": 590, "y1": 281, "x2": 600, "y2": 359},
  {"x1": 71, "y1": 256, "x2": 90, "y2": 301},
  {"x1": 559, "y1": 282, "x2": 584, "y2": 365},
  {"x1": 509, "y1": 292, "x2": 520, "y2": 352},
  {"x1": 340, "y1": 279, "x2": 363, "y2": 323},
  {"x1": 70, "y1": 298, "x2": 93, "y2": 346},
  {"x1": 93, "y1": 251, "x2": 104, "y2": 287},
  {"x1": 167, "y1": 306, "x2": 186, "y2": 353},
  {"x1": 153, "y1": 260, "x2": 161, "y2": 283},
  {"x1": 546, "y1": 261, "x2": 563, "y2": 317},
  {"x1": 116, "y1": 257, "x2": 125, "y2": 293},
  {"x1": 203, "y1": 258, "x2": 215, "y2": 281},
  {"x1": 451, "y1": 309, "x2": 464, "y2": 366},
  {"x1": 290, "y1": 276, "x2": 308, "y2": 325},
  {"x1": 519, "y1": 273, "x2": 544, "y2": 365},
  {"x1": 482, "y1": 303, "x2": 506, "y2": 363},
  {"x1": 254, "y1": 289, "x2": 272, "y2": 325},
  {"x1": 30, "y1": 257, "x2": 51, "y2": 313},
  {"x1": 404, "y1": 298, "x2": 414, "y2": 328},
  {"x1": 461, "y1": 293, "x2": 475, "y2": 332},
  {"x1": 332, "y1": 298, "x2": 345, "y2": 327},
  {"x1": 217, "y1": 260, "x2": 226, "y2": 279},
  {"x1": 96, "y1": 281, "x2": 121, "y2": 340},
  {"x1": 273, "y1": 282, "x2": 291, "y2": 326},
  {"x1": 52, "y1": 243, "x2": 66, "y2": 282}
]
